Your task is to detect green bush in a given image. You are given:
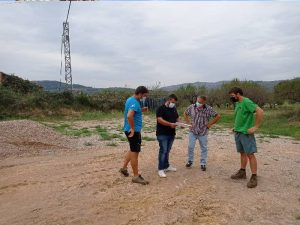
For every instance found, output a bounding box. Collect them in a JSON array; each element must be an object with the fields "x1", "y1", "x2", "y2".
[
  {"x1": 2, "y1": 74, "x2": 42, "y2": 94},
  {"x1": 0, "y1": 87, "x2": 18, "y2": 108},
  {"x1": 274, "y1": 78, "x2": 300, "y2": 104}
]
